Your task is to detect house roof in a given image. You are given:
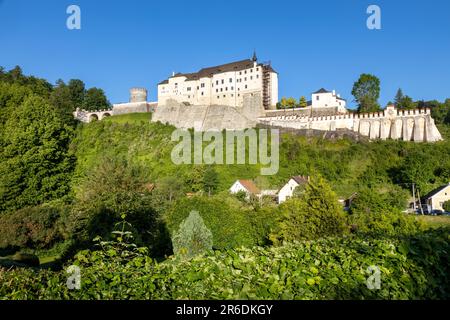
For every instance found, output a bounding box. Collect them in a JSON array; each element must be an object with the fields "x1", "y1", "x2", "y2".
[
  {"x1": 291, "y1": 176, "x2": 309, "y2": 185},
  {"x1": 238, "y1": 179, "x2": 260, "y2": 194},
  {"x1": 423, "y1": 184, "x2": 450, "y2": 200},
  {"x1": 313, "y1": 88, "x2": 331, "y2": 94},
  {"x1": 158, "y1": 58, "x2": 277, "y2": 85}
]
